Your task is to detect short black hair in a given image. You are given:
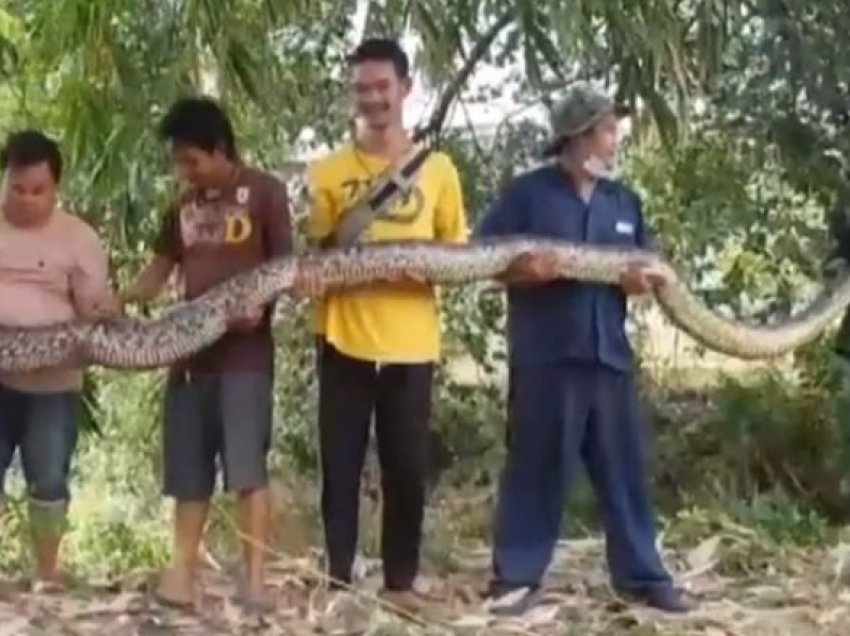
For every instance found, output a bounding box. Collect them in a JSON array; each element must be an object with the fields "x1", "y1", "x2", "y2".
[
  {"x1": 347, "y1": 37, "x2": 409, "y2": 79},
  {"x1": 0, "y1": 129, "x2": 63, "y2": 183},
  {"x1": 157, "y1": 97, "x2": 237, "y2": 159}
]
